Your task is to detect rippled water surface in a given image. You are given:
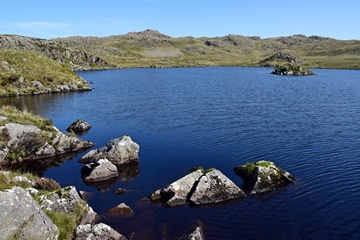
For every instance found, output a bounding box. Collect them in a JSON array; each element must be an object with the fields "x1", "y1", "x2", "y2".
[{"x1": 2, "y1": 67, "x2": 360, "y2": 239}]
